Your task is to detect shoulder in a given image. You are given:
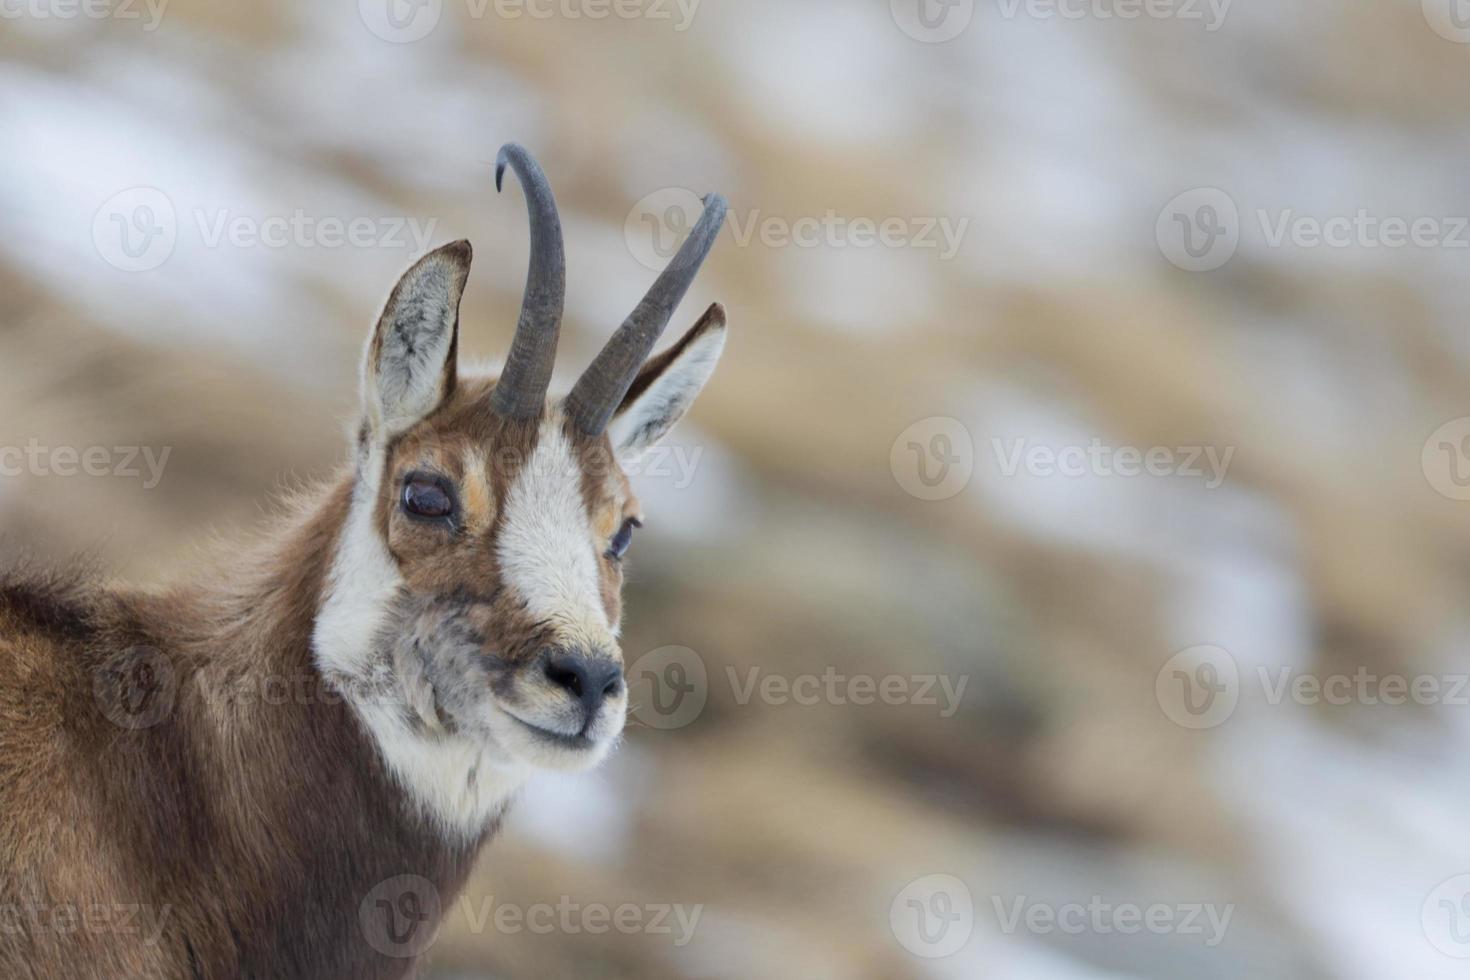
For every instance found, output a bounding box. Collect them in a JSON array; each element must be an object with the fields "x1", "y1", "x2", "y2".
[
  {"x1": 0, "y1": 559, "x2": 162, "y2": 692},
  {"x1": 0, "y1": 561, "x2": 108, "y2": 643}
]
